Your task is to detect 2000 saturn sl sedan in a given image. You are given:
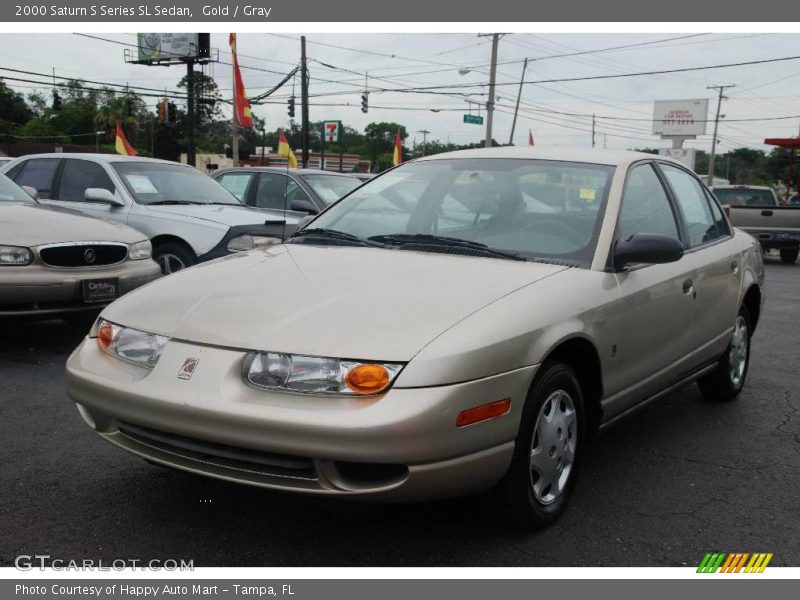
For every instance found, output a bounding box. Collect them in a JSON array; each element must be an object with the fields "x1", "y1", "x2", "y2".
[{"x1": 65, "y1": 147, "x2": 765, "y2": 528}]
